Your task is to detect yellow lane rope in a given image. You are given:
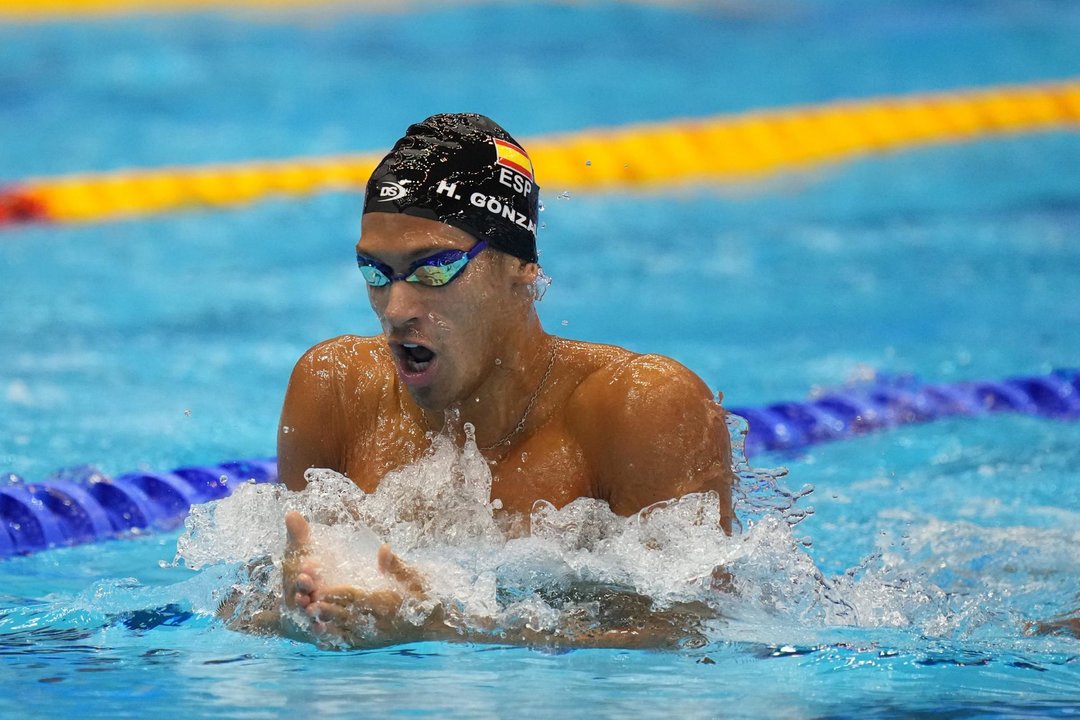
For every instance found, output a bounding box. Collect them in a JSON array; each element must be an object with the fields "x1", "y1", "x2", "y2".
[
  {"x1": 2, "y1": 79, "x2": 1078, "y2": 227},
  {"x1": 0, "y1": 0, "x2": 382, "y2": 21}
]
